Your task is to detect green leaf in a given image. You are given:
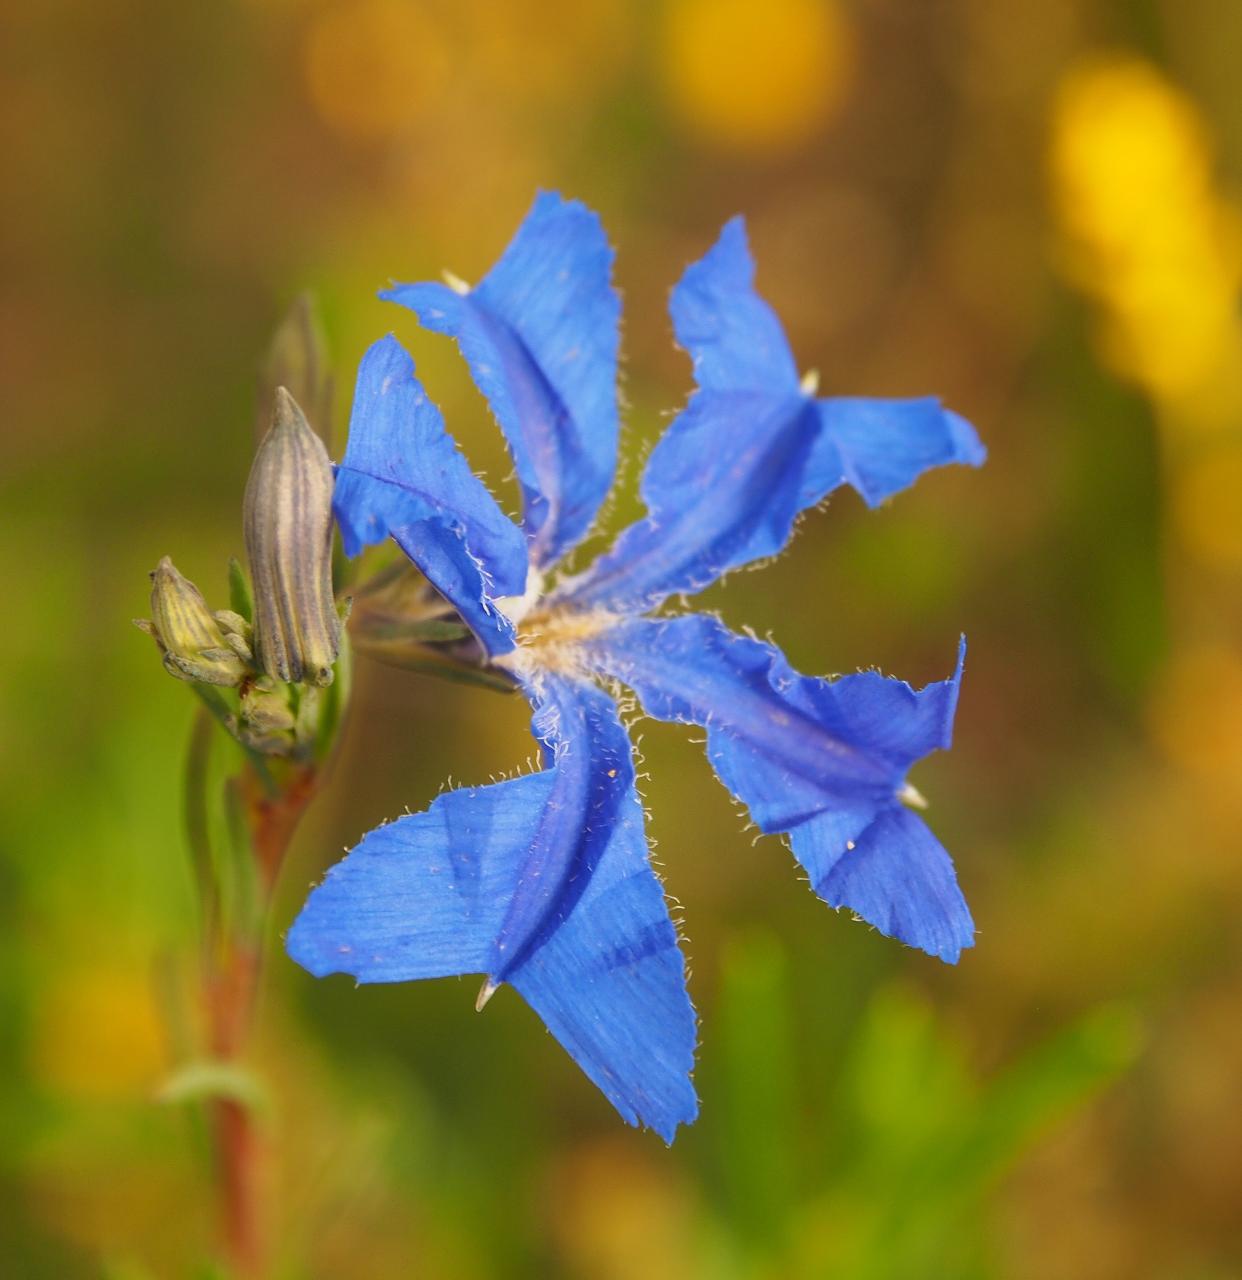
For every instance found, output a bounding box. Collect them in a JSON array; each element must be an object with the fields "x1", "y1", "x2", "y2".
[
  {"x1": 191, "y1": 683, "x2": 278, "y2": 796},
  {"x1": 950, "y1": 1002, "x2": 1143, "y2": 1185},
  {"x1": 716, "y1": 931, "x2": 798, "y2": 1252},
  {"x1": 227, "y1": 556, "x2": 253, "y2": 624},
  {"x1": 222, "y1": 775, "x2": 261, "y2": 942},
  {"x1": 315, "y1": 631, "x2": 352, "y2": 762},
  {"x1": 183, "y1": 707, "x2": 219, "y2": 936}
]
